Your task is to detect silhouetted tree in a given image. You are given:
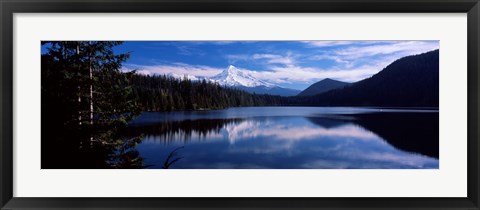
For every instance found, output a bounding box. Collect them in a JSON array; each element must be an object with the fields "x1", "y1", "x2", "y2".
[{"x1": 41, "y1": 41, "x2": 142, "y2": 168}]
